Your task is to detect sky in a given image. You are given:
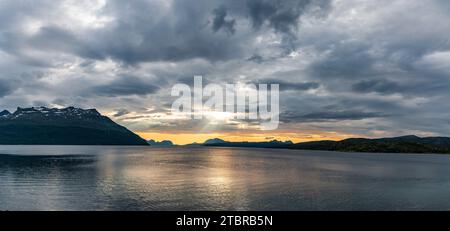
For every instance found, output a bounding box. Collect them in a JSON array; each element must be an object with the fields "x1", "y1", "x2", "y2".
[{"x1": 0, "y1": 0, "x2": 450, "y2": 144}]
